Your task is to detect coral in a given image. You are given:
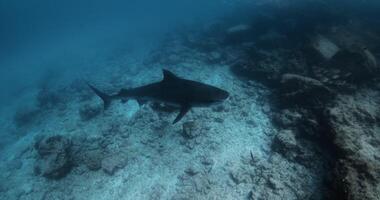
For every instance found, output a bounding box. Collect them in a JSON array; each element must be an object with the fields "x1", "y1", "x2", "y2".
[{"x1": 34, "y1": 135, "x2": 72, "y2": 179}]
